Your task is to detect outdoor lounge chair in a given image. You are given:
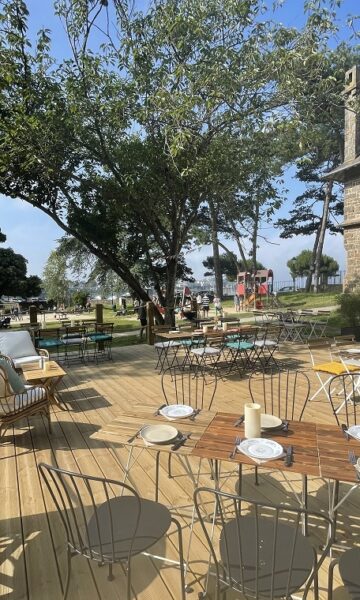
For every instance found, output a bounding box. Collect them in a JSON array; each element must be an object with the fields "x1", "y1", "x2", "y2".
[
  {"x1": 0, "y1": 330, "x2": 49, "y2": 369},
  {"x1": 0, "y1": 356, "x2": 50, "y2": 438}
]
